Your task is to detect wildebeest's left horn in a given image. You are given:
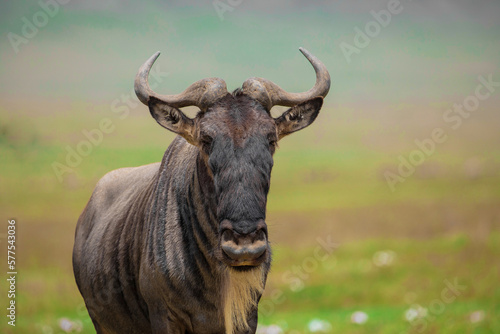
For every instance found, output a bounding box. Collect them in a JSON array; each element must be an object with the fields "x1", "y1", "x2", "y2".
[
  {"x1": 135, "y1": 52, "x2": 229, "y2": 111},
  {"x1": 241, "y1": 47, "x2": 330, "y2": 110}
]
